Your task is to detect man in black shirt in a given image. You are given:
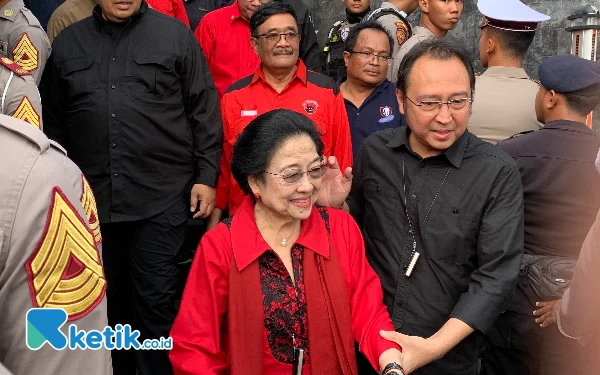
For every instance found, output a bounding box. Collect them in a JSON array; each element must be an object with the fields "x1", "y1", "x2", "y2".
[
  {"x1": 320, "y1": 38, "x2": 523, "y2": 374},
  {"x1": 40, "y1": 1, "x2": 222, "y2": 374}
]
